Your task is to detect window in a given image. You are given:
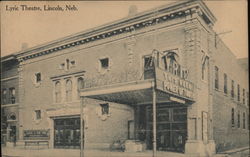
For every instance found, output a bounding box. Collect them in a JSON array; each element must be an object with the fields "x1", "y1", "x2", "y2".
[
  {"x1": 243, "y1": 112, "x2": 246, "y2": 129},
  {"x1": 237, "y1": 84, "x2": 240, "y2": 102},
  {"x1": 100, "y1": 58, "x2": 109, "y2": 69},
  {"x1": 100, "y1": 103, "x2": 109, "y2": 115},
  {"x1": 214, "y1": 66, "x2": 219, "y2": 89},
  {"x1": 237, "y1": 111, "x2": 240, "y2": 128},
  {"x1": 2, "y1": 89, "x2": 7, "y2": 104},
  {"x1": 9, "y1": 88, "x2": 15, "y2": 104},
  {"x1": 242, "y1": 89, "x2": 245, "y2": 104},
  {"x1": 224, "y1": 74, "x2": 227, "y2": 94},
  {"x1": 77, "y1": 77, "x2": 84, "y2": 99},
  {"x1": 231, "y1": 108, "x2": 235, "y2": 127},
  {"x1": 35, "y1": 110, "x2": 41, "y2": 120},
  {"x1": 55, "y1": 81, "x2": 61, "y2": 103},
  {"x1": 35, "y1": 73, "x2": 41, "y2": 83},
  {"x1": 144, "y1": 56, "x2": 154, "y2": 79},
  {"x1": 231, "y1": 80, "x2": 235, "y2": 98},
  {"x1": 66, "y1": 59, "x2": 70, "y2": 70},
  {"x1": 66, "y1": 80, "x2": 72, "y2": 102}
]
